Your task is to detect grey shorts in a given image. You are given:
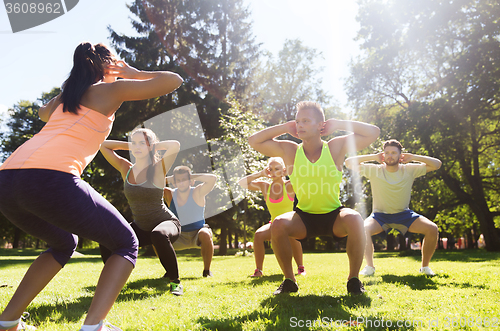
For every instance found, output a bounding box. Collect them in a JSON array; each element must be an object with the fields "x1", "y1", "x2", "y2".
[{"x1": 173, "y1": 224, "x2": 212, "y2": 250}]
